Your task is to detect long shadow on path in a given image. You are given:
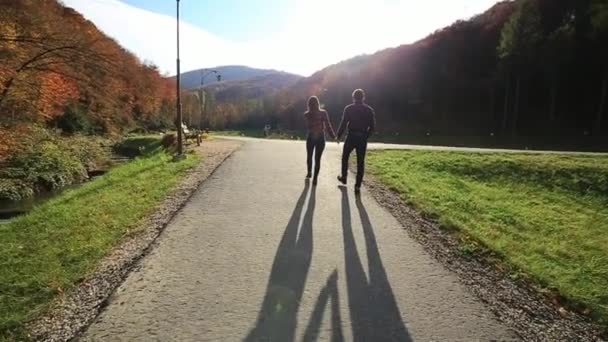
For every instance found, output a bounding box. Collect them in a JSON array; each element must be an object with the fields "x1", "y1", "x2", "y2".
[
  {"x1": 302, "y1": 269, "x2": 344, "y2": 342},
  {"x1": 341, "y1": 187, "x2": 412, "y2": 342},
  {"x1": 246, "y1": 182, "x2": 315, "y2": 341}
]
